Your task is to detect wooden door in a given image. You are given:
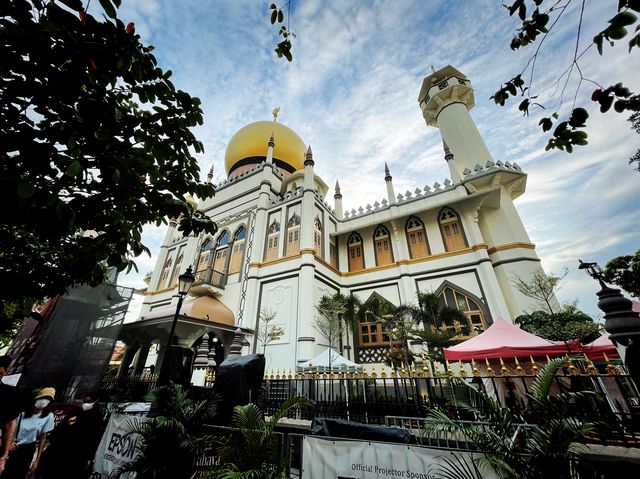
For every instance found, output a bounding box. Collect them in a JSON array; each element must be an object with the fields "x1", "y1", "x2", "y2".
[
  {"x1": 265, "y1": 235, "x2": 279, "y2": 261},
  {"x1": 375, "y1": 238, "x2": 393, "y2": 265},
  {"x1": 213, "y1": 247, "x2": 229, "y2": 272},
  {"x1": 349, "y1": 244, "x2": 364, "y2": 271},
  {"x1": 408, "y1": 229, "x2": 429, "y2": 258}
]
